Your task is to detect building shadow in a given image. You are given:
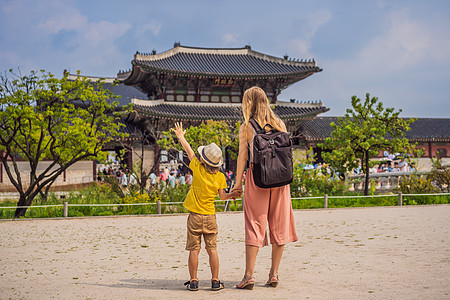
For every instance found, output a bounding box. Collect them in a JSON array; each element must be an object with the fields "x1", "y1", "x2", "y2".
[{"x1": 81, "y1": 278, "x2": 238, "y2": 291}]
